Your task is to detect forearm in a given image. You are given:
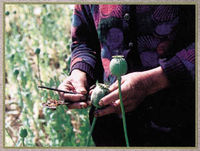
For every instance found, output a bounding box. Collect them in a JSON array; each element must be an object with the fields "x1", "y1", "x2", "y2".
[
  {"x1": 70, "y1": 5, "x2": 98, "y2": 80},
  {"x1": 159, "y1": 47, "x2": 195, "y2": 85}
]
